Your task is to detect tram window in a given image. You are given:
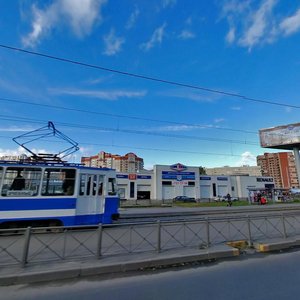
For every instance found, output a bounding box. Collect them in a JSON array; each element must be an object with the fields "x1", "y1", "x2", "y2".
[
  {"x1": 98, "y1": 175, "x2": 104, "y2": 196},
  {"x1": 62, "y1": 169, "x2": 76, "y2": 195},
  {"x1": 42, "y1": 168, "x2": 76, "y2": 196},
  {"x1": 91, "y1": 175, "x2": 96, "y2": 196},
  {"x1": 2, "y1": 167, "x2": 42, "y2": 197},
  {"x1": 79, "y1": 174, "x2": 86, "y2": 195},
  {"x1": 0, "y1": 167, "x2": 3, "y2": 192},
  {"x1": 108, "y1": 178, "x2": 117, "y2": 195}
]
